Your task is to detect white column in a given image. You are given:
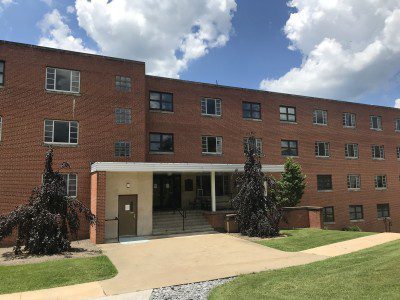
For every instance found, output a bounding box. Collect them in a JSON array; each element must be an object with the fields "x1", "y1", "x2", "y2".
[{"x1": 211, "y1": 171, "x2": 216, "y2": 212}]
